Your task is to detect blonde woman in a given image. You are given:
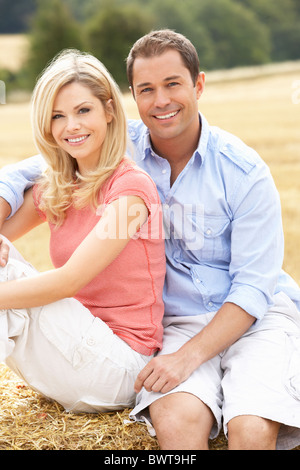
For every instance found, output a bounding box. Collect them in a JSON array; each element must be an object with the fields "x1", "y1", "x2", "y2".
[{"x1": 0, "y1": 50, "x2": 165, "y2": 412}]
